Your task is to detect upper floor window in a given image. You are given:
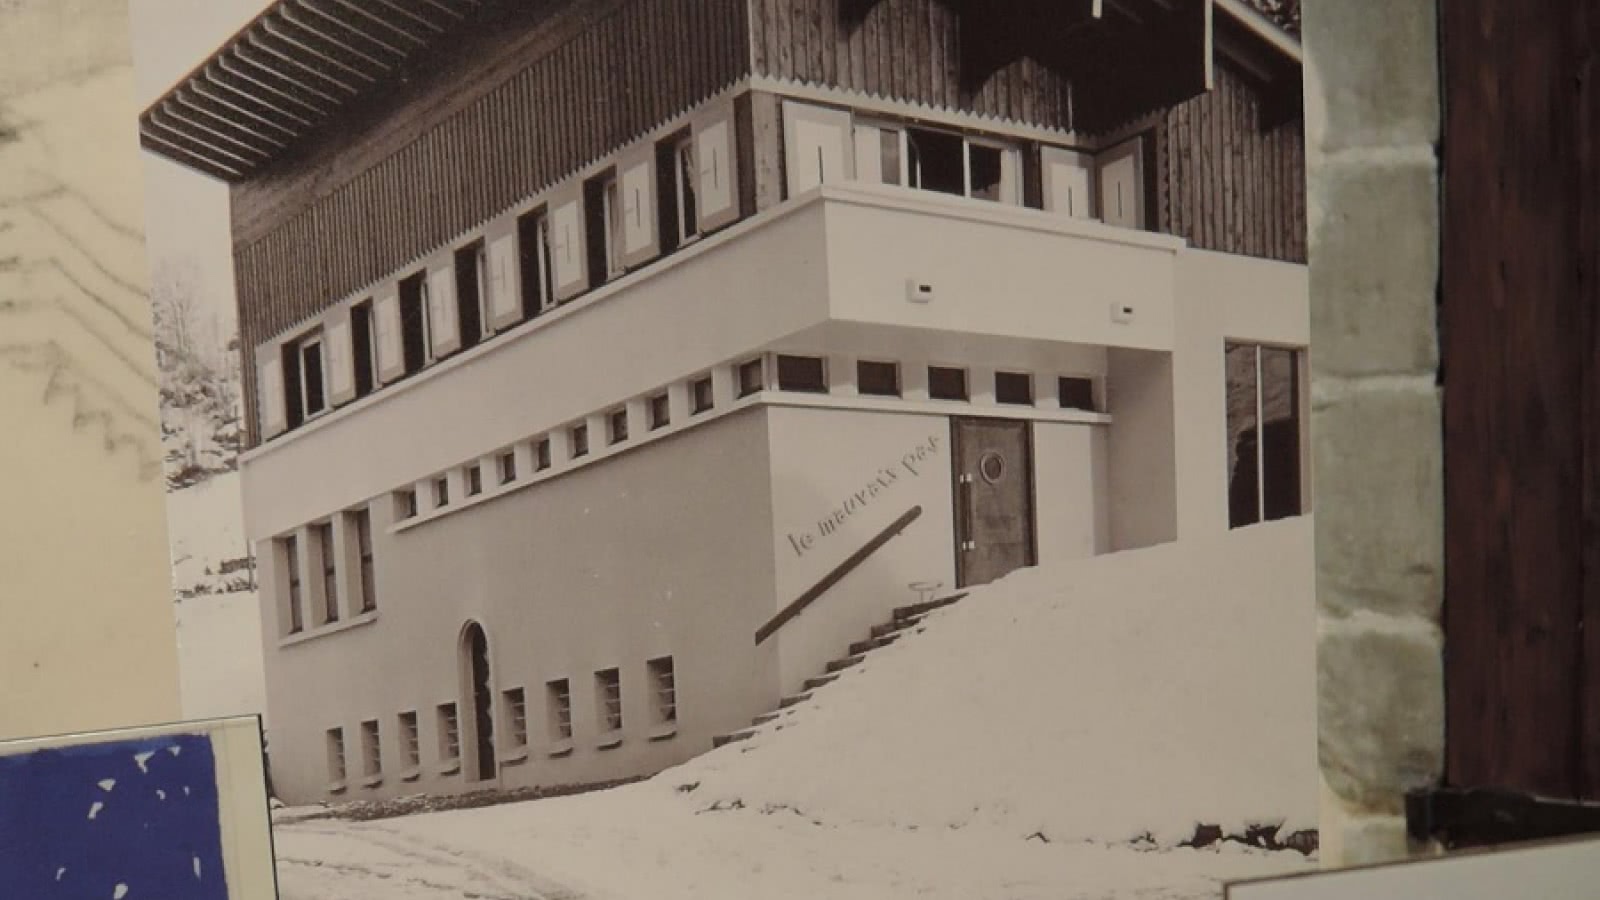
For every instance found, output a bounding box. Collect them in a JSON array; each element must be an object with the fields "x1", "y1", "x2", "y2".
[
  {"x1": 518, "y1": 208, "x2": 556, "y2": 319},
  {"x1": 1225, "y1": 343, "x2": 1305, "y2": 529},
  {"x1": 351, "y1": 300, "x2": 377, "y2": 398},
  {"x1": 865, "y1": 124, "x2": 1019, "y2": 205},
  {"x1": 455, "y1": 240, "x2": 489, "y2": 350},
  {"x1": 398, "y1": 272, "x2": 431, "y2": 375},
  {"x1": 282, "y1": 331, "x2": 326, "y2": 428},
  {"x1": 673, "y1": 135, "x2": 698, "y2": 245},
  {"x1": 585, "y1": 170, "x2": 624, "y2": 288}
]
